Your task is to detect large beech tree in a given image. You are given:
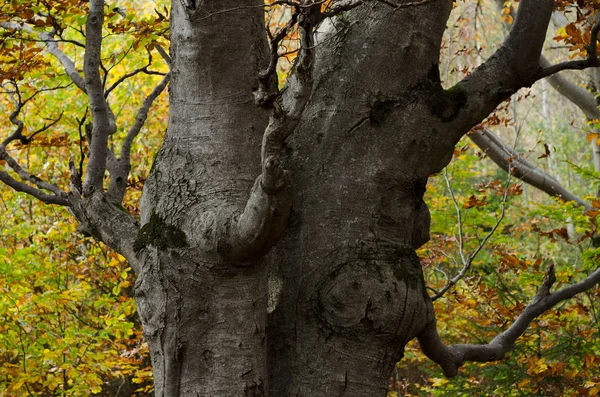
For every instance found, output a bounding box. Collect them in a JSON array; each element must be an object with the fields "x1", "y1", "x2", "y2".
[{"x1": 2, "y1": 0, "x2": 600, "y2": 395}]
